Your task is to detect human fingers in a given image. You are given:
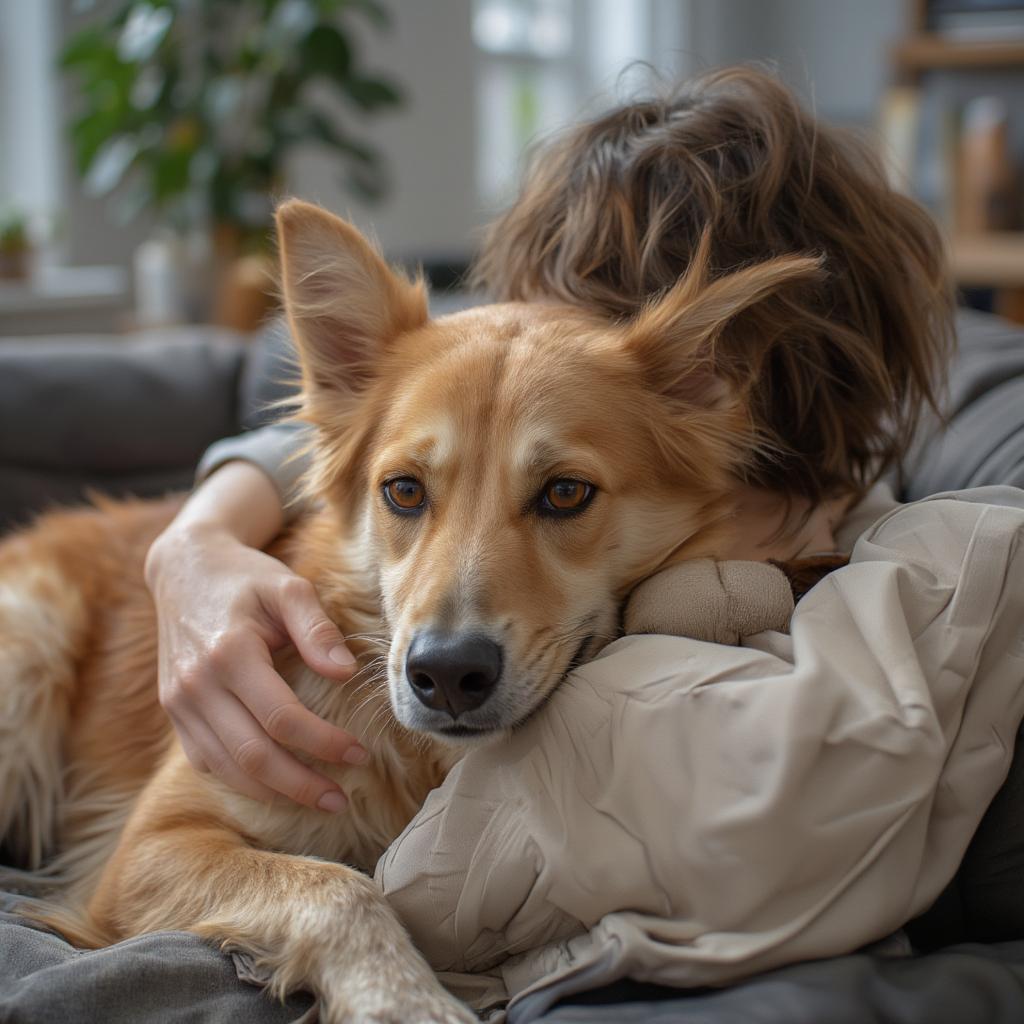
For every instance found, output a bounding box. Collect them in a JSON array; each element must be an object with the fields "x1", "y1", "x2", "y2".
[
  {"x1": 199, "y1": 688, "x2": 351, "y2": 811},
  {"x1": 271, "y1": 576, "x2": 359, "y2": 680},
  {"x1": 171, "y1": 714, "x2": 211, "y2": 775},
  {"x1": 180, "y1": 713, "x2": 285, "y2": 806},
  {"x1": 231, "y1": 659, "x2": 368, "y2": 768}
]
